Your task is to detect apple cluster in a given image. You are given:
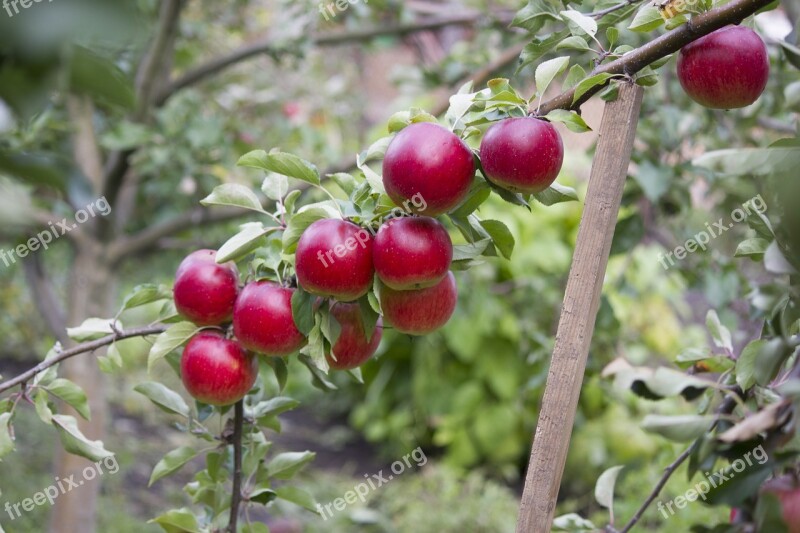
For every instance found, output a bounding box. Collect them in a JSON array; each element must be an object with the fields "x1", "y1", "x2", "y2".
[{"x1": 171, "y1": 117, "x2": 566, "y2": 406}]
